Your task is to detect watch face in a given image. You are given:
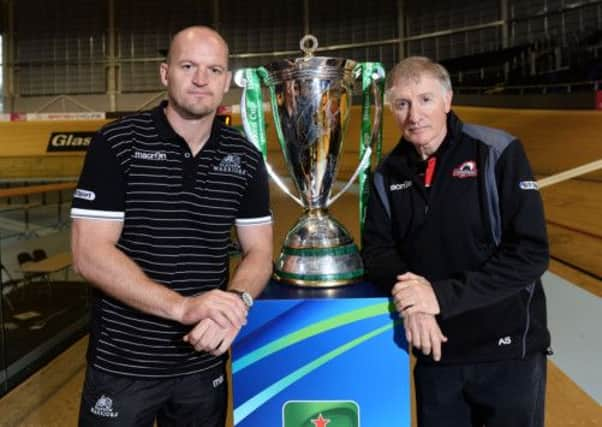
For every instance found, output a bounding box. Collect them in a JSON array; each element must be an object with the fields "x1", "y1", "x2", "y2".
[
  {"x1": 229, "y1": 289, "x2": 253, "y2": 308},
  {"x1": 241, "y1": 292, "x2": 253, "y2": 308}
]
